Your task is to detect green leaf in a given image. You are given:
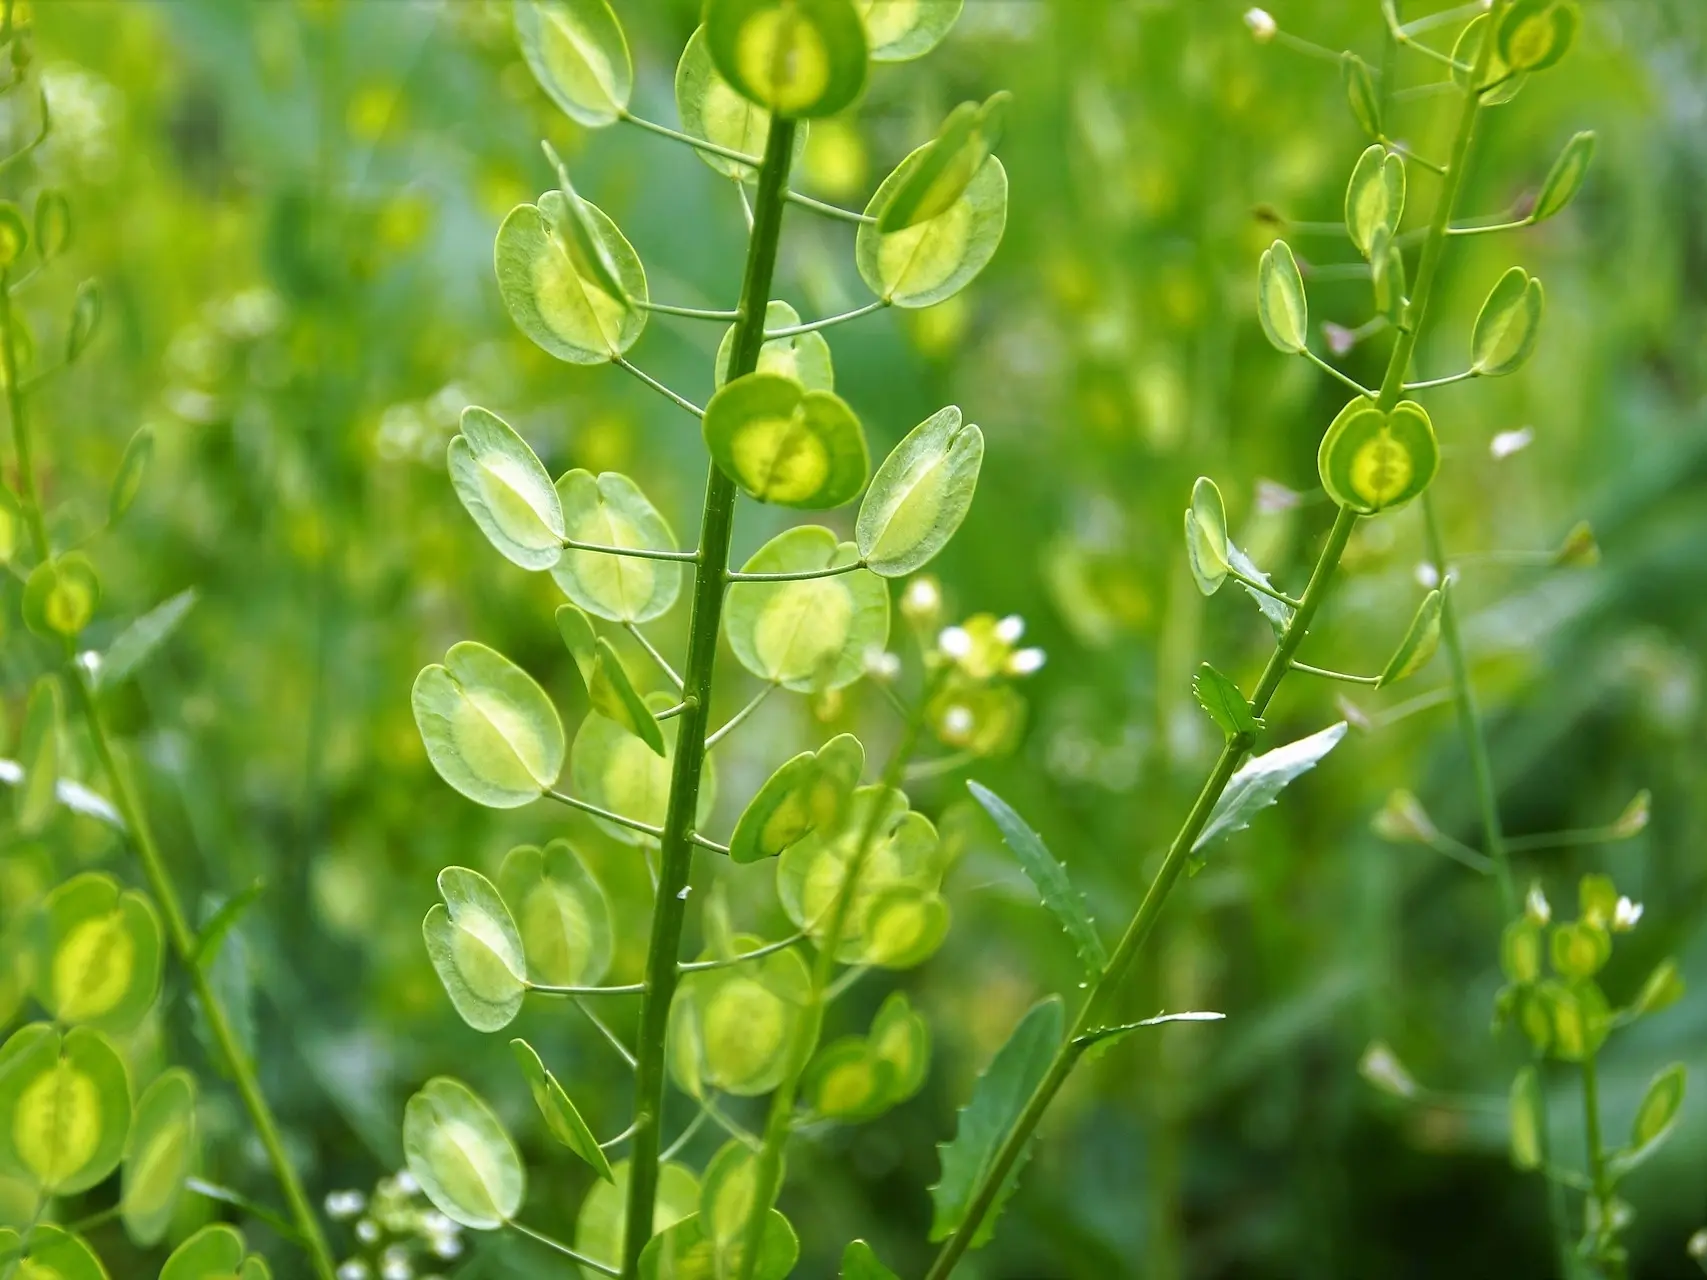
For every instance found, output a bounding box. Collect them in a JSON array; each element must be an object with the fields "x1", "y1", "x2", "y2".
[
  {"x1": 1317, "y1": 396, "x2": 1438, "y2": 514},
  {"x1": 1183, "y1": 476, "x2": 1229, "y2": 596},
  {"x1": 1377, "y1": 588, "x2": 1443, "y2": 688},
  {"x1": 511, "y1": 1038, "x2": 613, "y2": 1181},
  {"x1": 639, "y1": 1209, "x2": 799, "y2": 1280},
  {"x1": 448, "y1": 406, "x2": 565, "y2": 571},
  {"x1": 856, "y1": 404, "x2": 984, "y2": 576},
  {"x1": 858, "y1": 141, "x2": 1008, "y2": 308},
  {"x1": 497, "y1": 839, "x2": 613, "y2": 986},
  {"x1": 842, "y1": 1239, "x2": 901, "y2": 1280},
  {"x1": 1194, "y1": 722, "x2": 1348, "y2": 852},
  {"x1": 1498, "y1": 0, "x2": 1578, "y2": 72},
  {"x1": 1073, "y1": 1011, "x2": 1226, "y2": 1051},
  {"x1": 1532, "y1": 130, "x2": 1595, "y2": 223},
  {"x1": 1471, "y1": 267, "x2": 1544, "y2": 377},
  {"x1": 1452, "y1": 13, "x2": 1526, "y2": 104},
  {"x1": 716, "y1": 300, "x2": 834, "y2": 390},
  {"x1": 160, "y1": 1223, "x2": 245, "y2": 1280},
  {"x1": 413, "y1": 641, "x2": 565, "y2": 809},
  {"x1": 966, "y1": 780, "x2": 1107, "y2": 975},
  {"x1": 108, "y1": 425, "x2": 153, "y2": 525},
  {"x1": 0, "y1": 1022, "x2": 132, "y2": 1196},
  {"x1": 571, "y1": 691, "x2": 714, "y2": 844},
  {"x1": 854, "y1": 0, "x2": 961, "y2": 61},
  {"x1": 496, "y1": 191, "x2": 647, "y2": 364},
  {"x1": 190, "y1": 881, "x2": 263, "y2": 973},
  {"x1": 16, "y1": 676, "x2": 63, "y2": 833},
  {"x1": 1610, "y1": 1062, "x2": 1687, "y2": 1177},
  {"x1": 94, "y1": 589, "x2": 198, "y2": 692},
  {"x1": 23, "y1": 552, "x2": 100, "y2": 638},
  {"x1": 675, "y1": 25, "x2": 808, "y2": 181},
  {"x1": 729, "y1": 733, "x2": 864, "y2": 864},
  {"x1": 0, "y1": 202, "x2": 27, "y2": 268},
  {"x1": 577, "y1": 1159, "x2": 701, "y2": 1280},
  {"x1": 34, "y1": 189, "x2": 71, "y2": 260},
  {"x1": 513, "y1": 0, "x2": 632, "y2": 128},
  {"x1": 423, "y1": 867, "x2": 528, "y2": 1032},
  {"x1": 0, "y1": 1224, "x2": 105, "y2": 1280},
  {"x1": 670, "y1": 945, "x2": 815, "y2": 1096},
  {"x1": 32, "y1": 871, "x2": 163, "y2": 1031},
  {"x1": 1257, "y1": 239, "x2": 1307, "y2": 354},
  {"x1": 1228, "y1": 544, "x2": 1293, "y2": 633},
  {"x1": 557, "y1": 604, "x2": 665, "y2": 756},
  {"x1": 403, "y1": 1076, "x2": 525, "y2": 1230},
  {"x1": 703, "y1": 373, "x2": 869, "y2": 509},
  {"x1": 1509, "y1": 1066, "x2": 1542, "y2": 1171},
  {"x1": 704, "y1": 0, "x2": 869, "y2": 119},
  {"x1": 929, "y1": 996, "x2": 1064, "y2": 1247},
  {"x1": 1344, "y1": 145, "x2": 1405, "y2": 259},
  {"x1": 121, "y1": 1068, "x2": 197, "y2": 1246},
  {"x1": 1193, "y1": 663, "x2": 1263, "y2": 740},
  {"x1": 1341, "y1": 53, "x2": 1380, "y2": 138},
  {"x1": 879, "y1": 92, "x2": 1010, "y2": 233},
  {"x1": 552, "y1": 469, "x2": 683, "y2": 623},
  {"x1": 725, "y1": 525, "x2": 890, "y2": 691}
]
